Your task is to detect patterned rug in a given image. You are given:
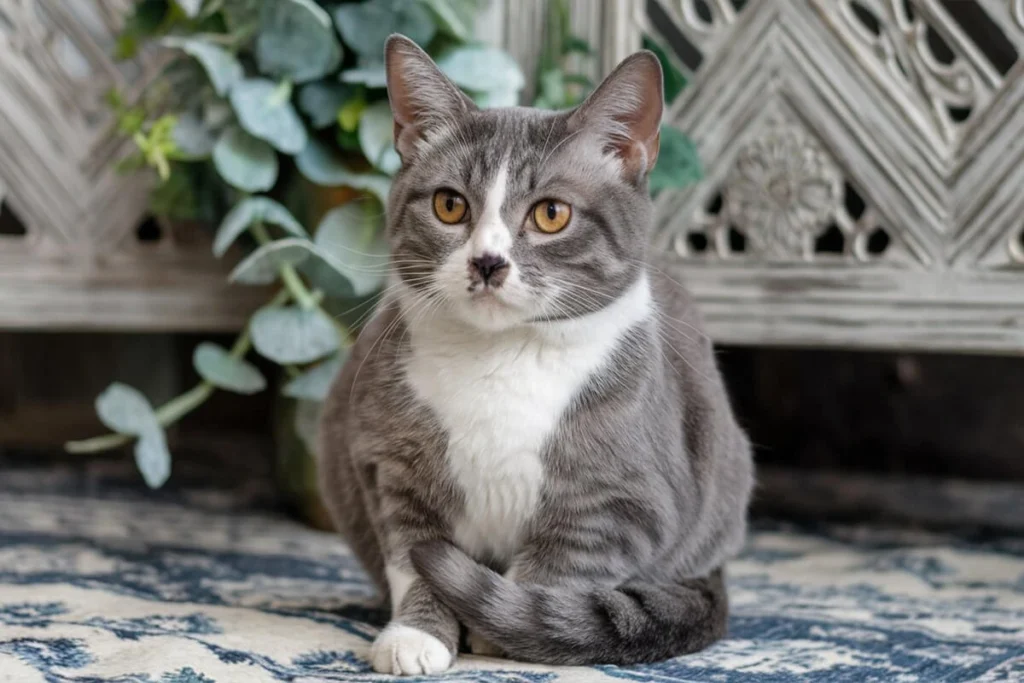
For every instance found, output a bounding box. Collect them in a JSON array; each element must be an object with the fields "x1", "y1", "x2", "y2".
[{"x1": 0, "y1": 463, "x2": 1022, "y2": 682}]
